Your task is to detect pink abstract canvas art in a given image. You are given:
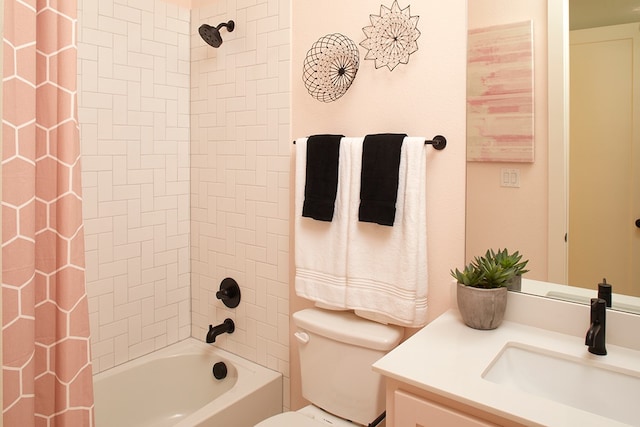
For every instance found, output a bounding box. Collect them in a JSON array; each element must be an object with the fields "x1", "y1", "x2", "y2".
[{"x1": 467, "y1": 21, "x2": 534, "y2": 162}]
